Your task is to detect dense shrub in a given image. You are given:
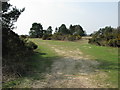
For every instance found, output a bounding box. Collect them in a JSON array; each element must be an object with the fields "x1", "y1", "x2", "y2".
[
  {"x1": 67, "y1": 35, "x2": 76, "y2": 41},
  {"x1": 26, "y1": 41, "x2": 38, "y2": 50},
  {"x1": 52, "y1": 33, "x2": 64, "y2": 40},
  {"x1": 89, "y1": 26, "x2": 120, "y2": 47},
  {"x1": 75, "y1": 35, "x2": 81, "y2": 40},
  {"x1": 2, "y1": 2, "x2": 38, "y2": 79},
  {"x1": 20, "y1": 35, "x2": 28, "y2": 39},
  {"x1": 42, "y1": 34, "x2": 52, "y2": 40},
  {"x1": 51, "y1": 33, "x2": 81, "y2": 41},
  {"x1": 107, "y1": 39, "x2": 120, "y2": 47}
]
